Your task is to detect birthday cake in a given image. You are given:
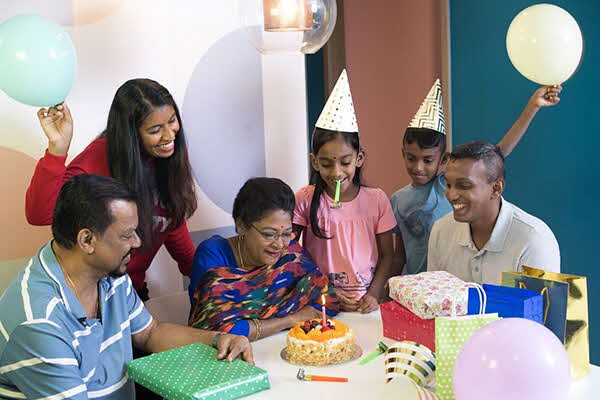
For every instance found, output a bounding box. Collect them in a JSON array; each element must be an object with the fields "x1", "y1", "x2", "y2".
[{"x1": 286, "y1": 318, "x2": 357, "y2": 365}]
